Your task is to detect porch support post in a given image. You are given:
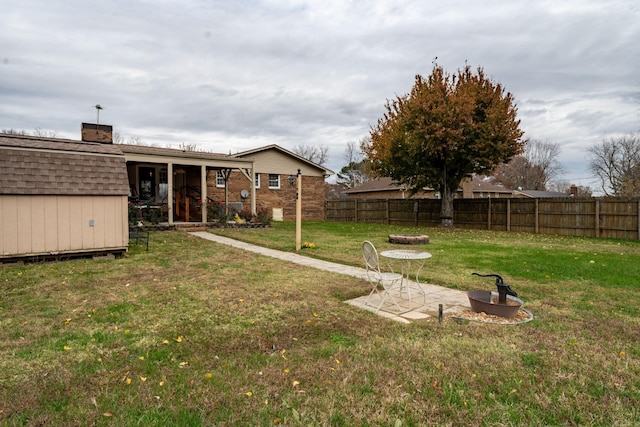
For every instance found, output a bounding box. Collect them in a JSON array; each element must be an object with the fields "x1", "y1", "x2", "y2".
[
  {"x1": 201, "y1": 165, "x2": 208, "y2": 224},
  {"x1": 238, "y1": 166, "x2": 257, "y2": 216},
  {"x1": 250, "y1": 167, "x2": 256, "y2": 216},
  {"x1": 167, "y1": 162, "x2": 174, "y2": 225},
  {"x1": 224, "y1": 169, "x2": 229, "y2": 215}
]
